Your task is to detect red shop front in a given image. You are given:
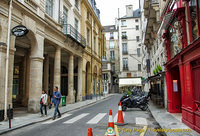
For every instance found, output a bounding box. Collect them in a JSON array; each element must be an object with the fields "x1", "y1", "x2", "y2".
[{"x1": 163, "y1": 0, "x2": 200, "y2": 133}]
